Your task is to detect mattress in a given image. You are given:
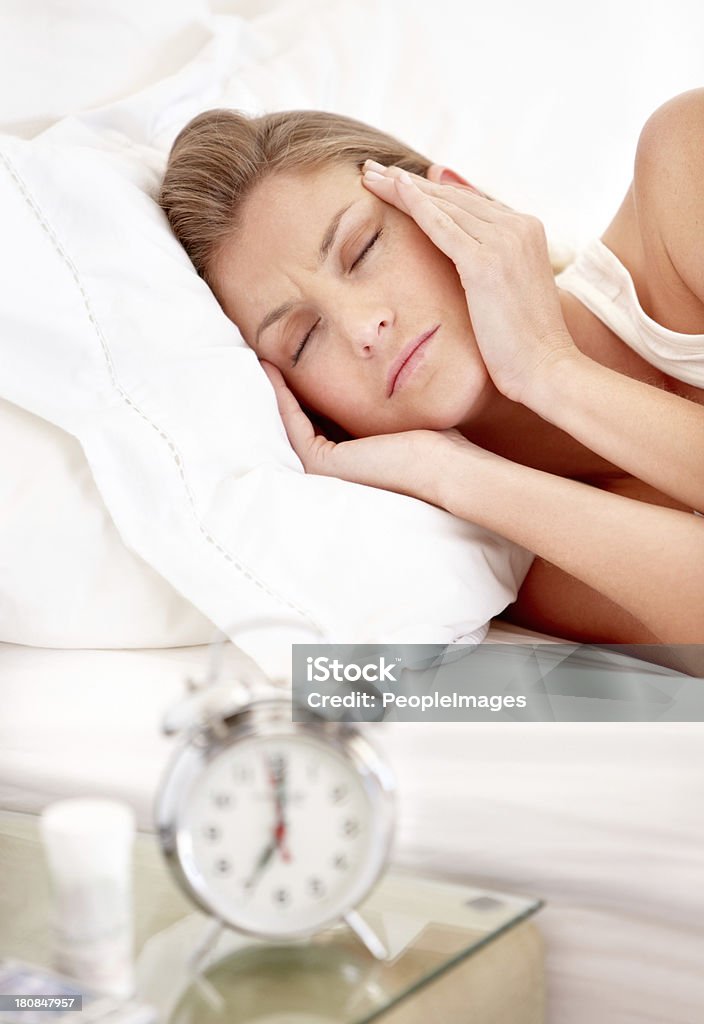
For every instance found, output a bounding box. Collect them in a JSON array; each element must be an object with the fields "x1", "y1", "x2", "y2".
[{"x1": 1, "y1": 629, "x2": 703, "y2": 1023}]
